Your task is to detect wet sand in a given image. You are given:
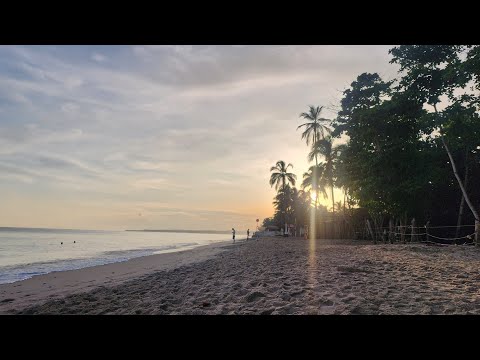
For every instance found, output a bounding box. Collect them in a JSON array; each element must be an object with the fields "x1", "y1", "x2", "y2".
[
  {"x1": 2, "y1": 237, "x2": 480, "y2": 314},
  {"x1": 0, "y1": 241, "x2": 232, "y2": 314}
]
